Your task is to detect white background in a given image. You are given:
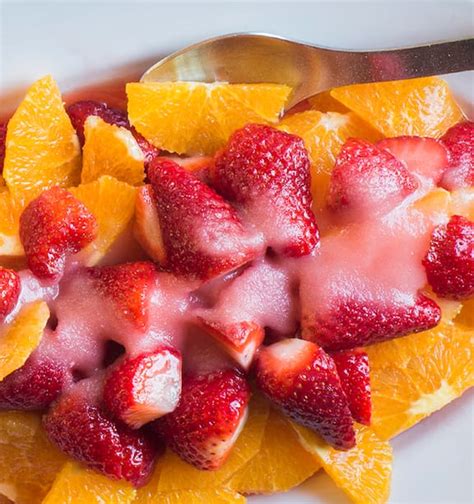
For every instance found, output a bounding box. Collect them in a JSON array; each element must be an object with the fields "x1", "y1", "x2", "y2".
[{"x1": 1, "y1": 1, "x2": 473, "y2": 503}]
